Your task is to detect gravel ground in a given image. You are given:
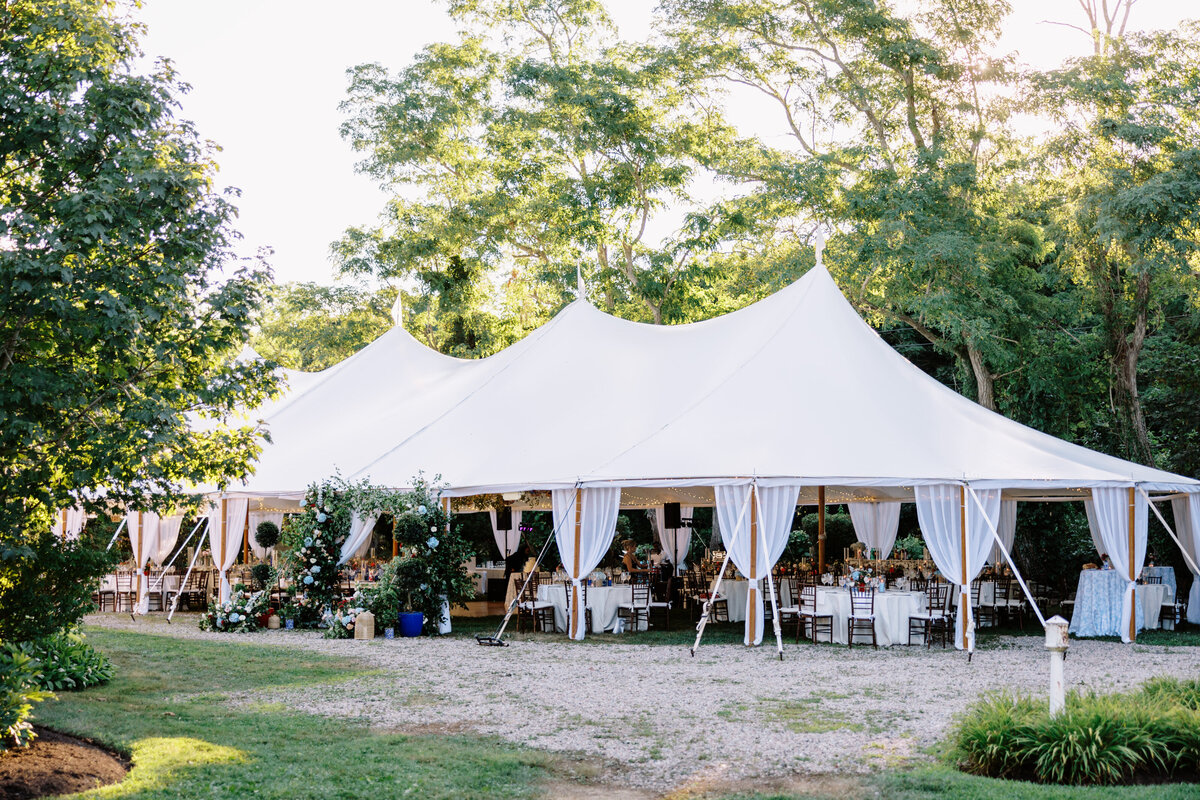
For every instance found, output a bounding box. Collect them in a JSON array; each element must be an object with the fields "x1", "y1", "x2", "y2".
[{"x1": 86, "y1": 613, "x2": 1200, "y2": 792}]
